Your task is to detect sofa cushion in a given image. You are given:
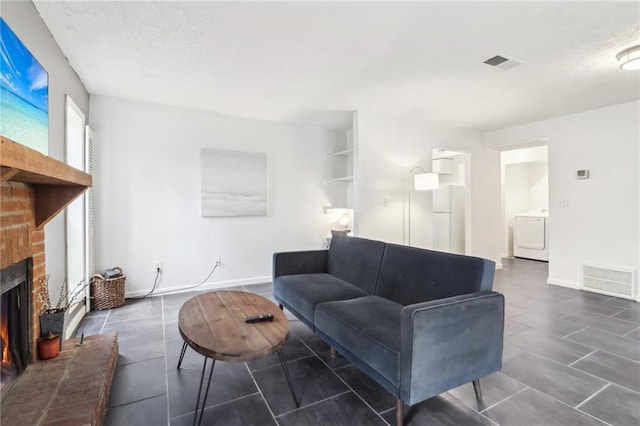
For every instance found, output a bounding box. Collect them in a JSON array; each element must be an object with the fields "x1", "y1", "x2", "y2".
[
  {"x1": 327, "y1": 233, "x2": 385, "y2": 294},
  {"x1": 375, "y1": 243, "x2": 494, "y2": 306},
  {"x1": 315, "y1": 296, "x2": 402, "y2": 386},
  {"x1": 273, "y1": 273, "x2": 368, "y2": 325}
]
